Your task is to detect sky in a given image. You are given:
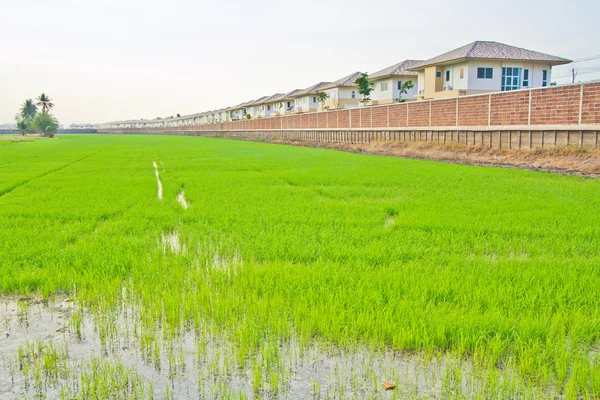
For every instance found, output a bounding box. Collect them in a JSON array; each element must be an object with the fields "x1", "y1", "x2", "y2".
[{"x1": 1, "y1": 0, "x2": 599, "y2": 125}]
